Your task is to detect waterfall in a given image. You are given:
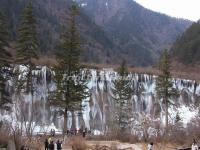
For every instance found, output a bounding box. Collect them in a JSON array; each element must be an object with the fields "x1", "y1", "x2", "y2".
[{"x1": 1, "y1": 66, "x2": 200, "y2": 134}]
